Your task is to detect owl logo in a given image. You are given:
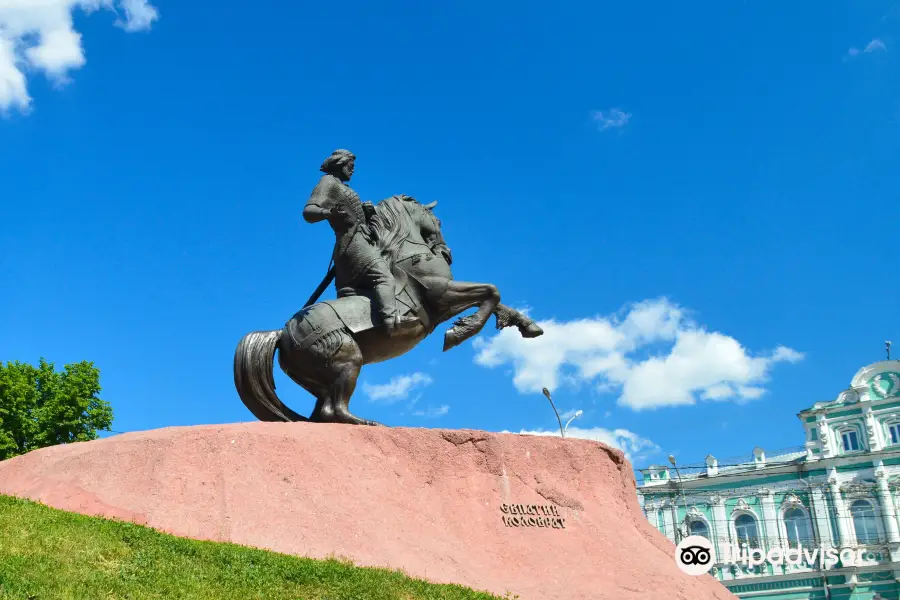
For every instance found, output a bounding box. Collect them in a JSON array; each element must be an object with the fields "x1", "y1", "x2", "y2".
[{"x1": 675, "y1": 535, "x2": 716, "y2": 576}]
